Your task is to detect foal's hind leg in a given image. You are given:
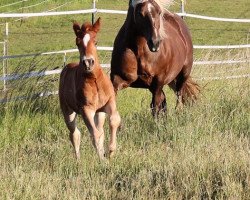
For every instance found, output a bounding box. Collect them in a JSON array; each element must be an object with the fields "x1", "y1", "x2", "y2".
[{"x1": 62, "y1": 108, "x2": 81, "y2": 159}]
